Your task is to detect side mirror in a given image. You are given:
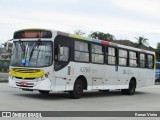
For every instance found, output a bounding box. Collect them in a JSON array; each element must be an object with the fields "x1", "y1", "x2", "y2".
[{"x1": 5, "y1": 39, "x2": 13, "y2": 52}]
